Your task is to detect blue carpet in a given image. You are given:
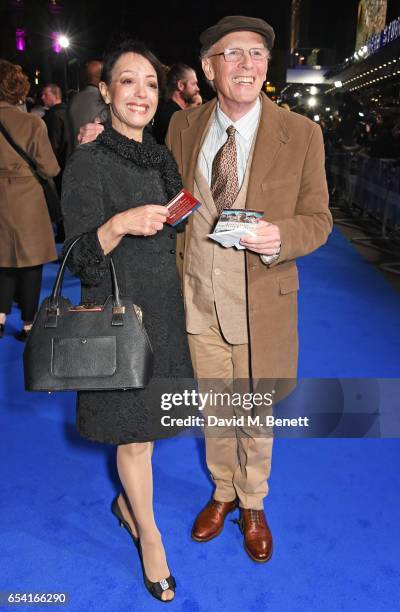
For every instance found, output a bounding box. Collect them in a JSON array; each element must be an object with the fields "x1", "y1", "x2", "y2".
[{"x1": 1, "y1": 228, "x2": 399, "y2": 611}]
